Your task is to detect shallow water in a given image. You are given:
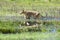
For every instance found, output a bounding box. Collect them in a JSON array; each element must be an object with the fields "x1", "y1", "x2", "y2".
[{"x1": 0, "y1": 16, "x2": 60, "y2": 21}]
